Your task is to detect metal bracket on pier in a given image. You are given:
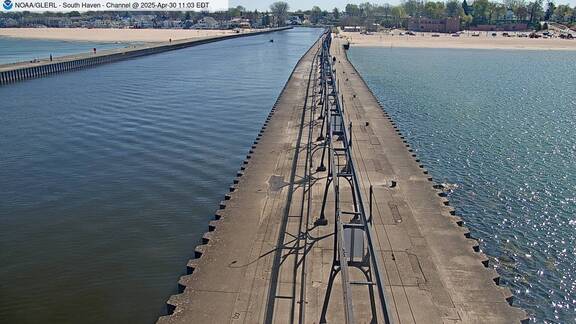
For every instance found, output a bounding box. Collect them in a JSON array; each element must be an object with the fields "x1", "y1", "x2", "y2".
[{"x1": 314, "y1": 32, "x2": 394, "y2": 324}]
